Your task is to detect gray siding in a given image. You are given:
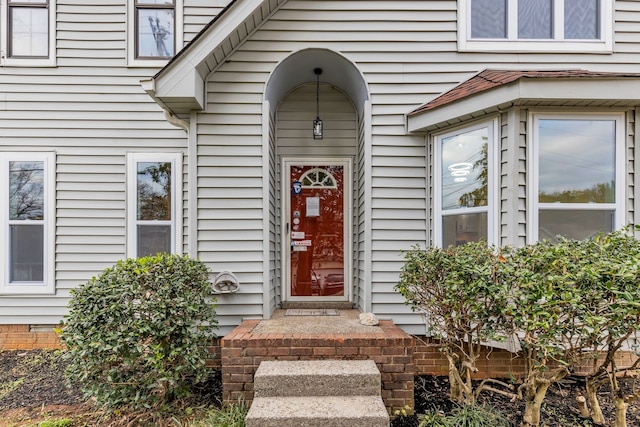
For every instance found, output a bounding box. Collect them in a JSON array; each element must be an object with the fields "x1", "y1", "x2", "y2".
[
  {"x1": 3, "y1": 0, "x2": 640, "y2": 335},
  {"x1": 0, "y1": 0, "x2": 222, "y2": 324}
]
